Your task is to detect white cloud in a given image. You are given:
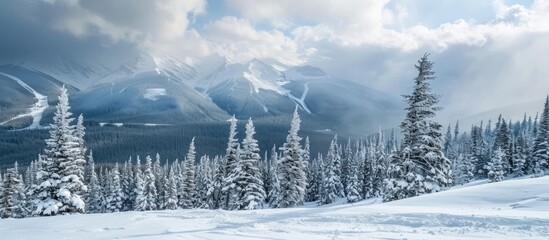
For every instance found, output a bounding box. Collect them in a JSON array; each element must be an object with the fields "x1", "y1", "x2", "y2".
[
  {"x1": 204, "y1": 16, "x2": 306, "y2": 65},
  {"x1": 40, "y1": 0, "x2": 210, "y2": 58},
  {"x1": 6, "y1": 0, "x2": 549, "y2": 116}
]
